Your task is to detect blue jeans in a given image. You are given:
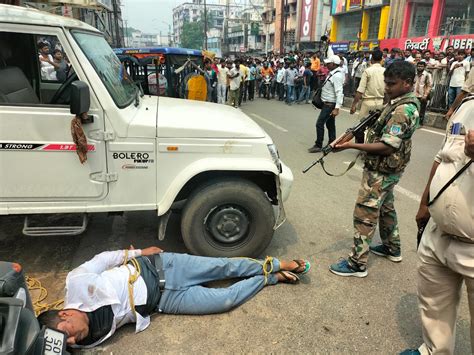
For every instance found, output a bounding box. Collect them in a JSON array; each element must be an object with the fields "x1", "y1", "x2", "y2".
[
  {"x1": 315, "y1": 103, "x2": 336, "y2": 147},
  {"x1": 158, "y1": 253, "x2": 280, "y2": 315},
  {"x1": 298, "y1": 85, "x2": 310, "y2": 102},
  {"x1": 448, "y1": 86, "x2": 461, "y2": 108},
  {"x1": 286, "y1": 85, "x2": 295, "y2": 103}
]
